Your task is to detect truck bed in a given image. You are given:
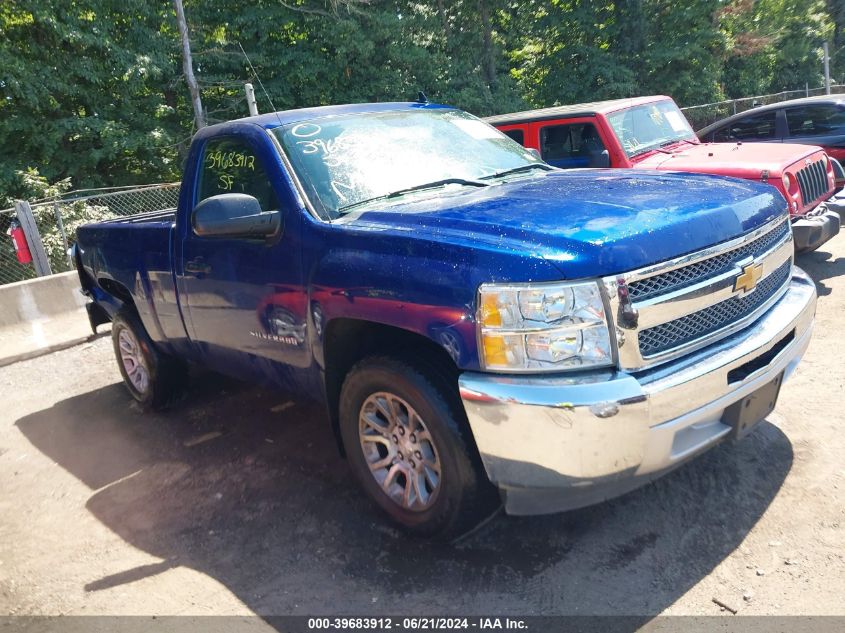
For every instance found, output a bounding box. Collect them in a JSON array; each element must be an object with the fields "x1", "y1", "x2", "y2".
[{"x1": 75, "y1": 208, "x2": 184, "y2": 346}]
